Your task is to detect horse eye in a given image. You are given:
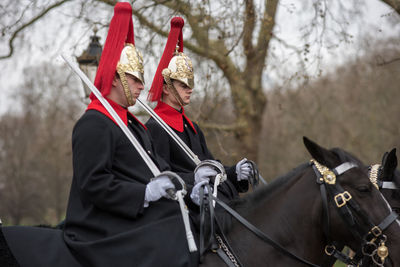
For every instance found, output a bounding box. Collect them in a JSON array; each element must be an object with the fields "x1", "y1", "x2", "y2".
[{"x1": 356, "y1": 185, "x2": 370, "y2": 193}]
